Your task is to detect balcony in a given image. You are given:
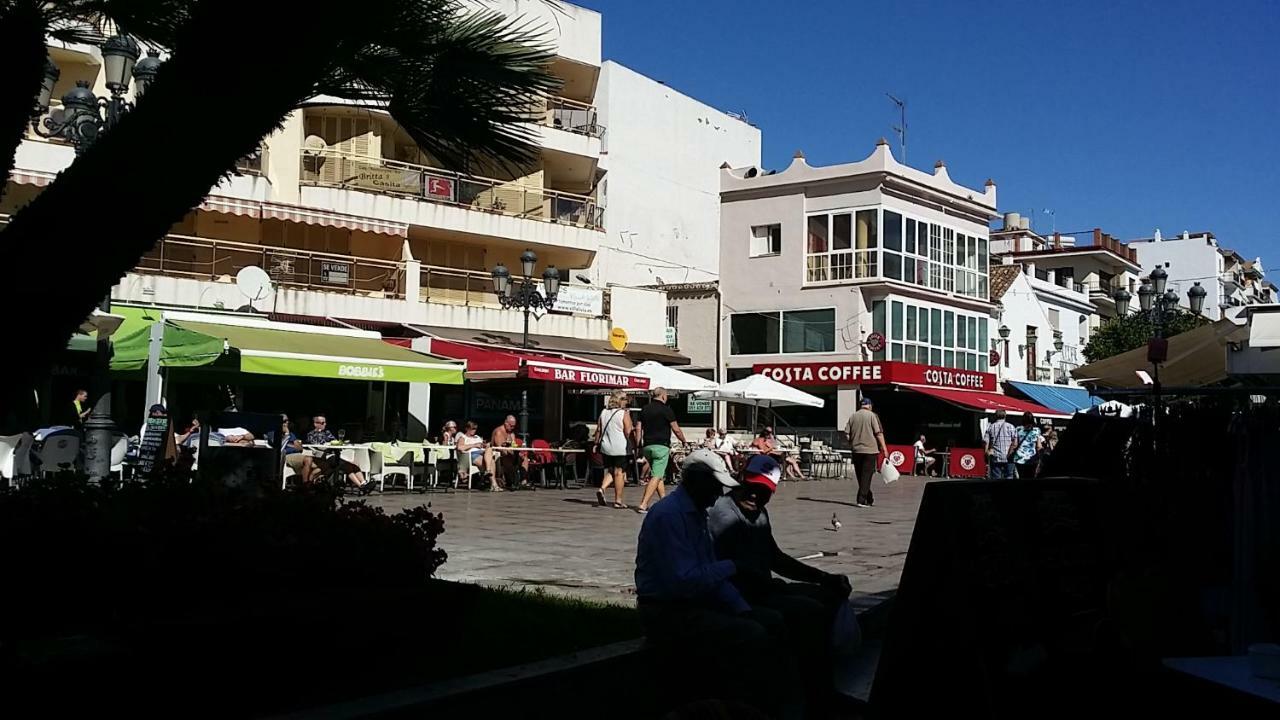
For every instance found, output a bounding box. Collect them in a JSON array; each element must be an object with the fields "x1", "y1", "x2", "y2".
[
  {"x1": 543, "y1": 97, "x2": 604, "y2": 138},
  {"x1": 1032, "y1": 366, "x2": 1054, "y2": 383},
  {"x1": 1221, "y1": 271, "x2": 1243, "y2": 287},
  {"x1": 299, "y1": 149, "x2": 603, "y2": 230},
  {"x1": 1084, "y1": 278, "x2": 1116, "y2": 299}
]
